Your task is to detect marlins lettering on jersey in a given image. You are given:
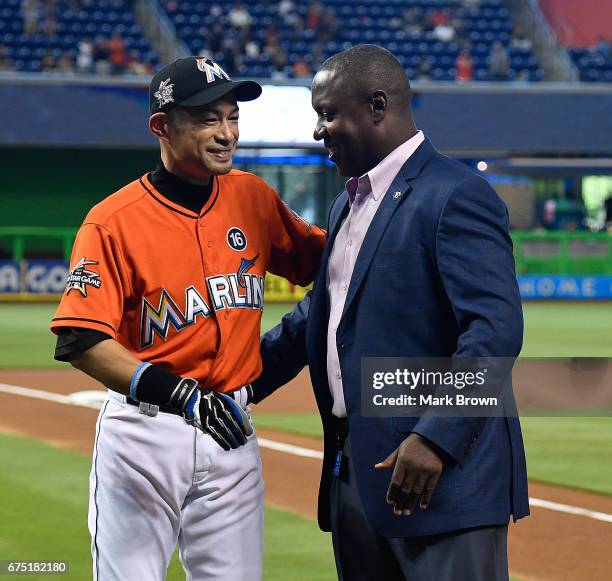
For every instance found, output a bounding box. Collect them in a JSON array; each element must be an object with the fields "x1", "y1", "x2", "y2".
[{"x1": 140, "y1": 256, "x2": 264, "y2": 350}]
